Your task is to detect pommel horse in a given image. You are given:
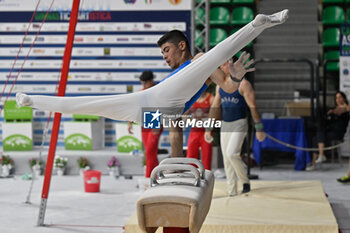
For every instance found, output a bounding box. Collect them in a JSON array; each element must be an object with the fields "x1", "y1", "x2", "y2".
[{"x1": 136, "y1": 158, "x2": 214, "y2": 233}]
